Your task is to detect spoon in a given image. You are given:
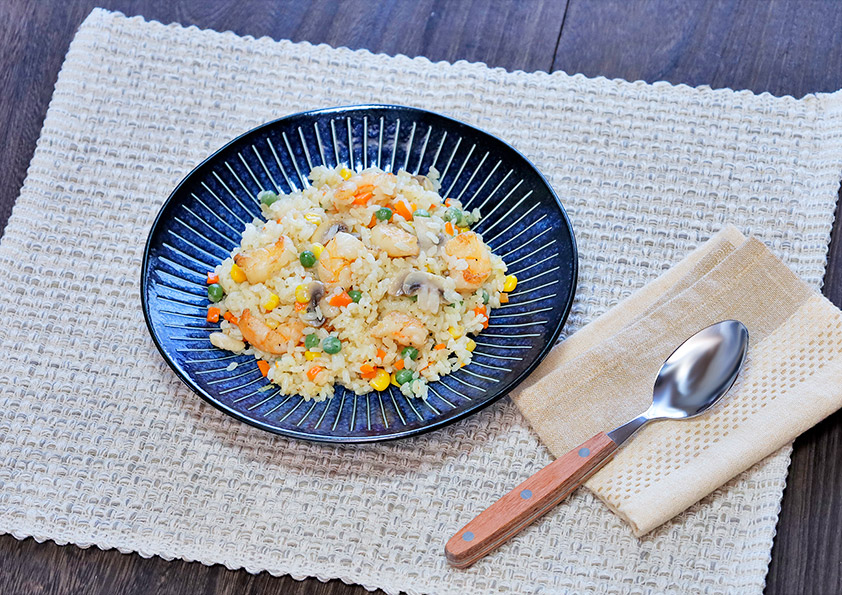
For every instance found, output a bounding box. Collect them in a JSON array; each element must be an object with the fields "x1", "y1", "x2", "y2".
[{"x1": 445, "y1": 319, "x2": 749, "y2": 568}]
